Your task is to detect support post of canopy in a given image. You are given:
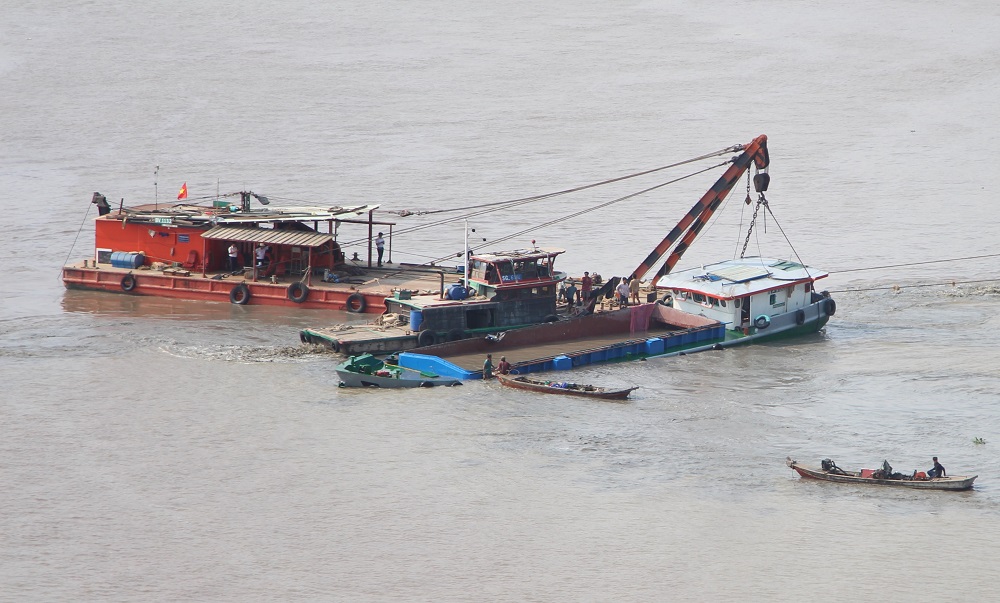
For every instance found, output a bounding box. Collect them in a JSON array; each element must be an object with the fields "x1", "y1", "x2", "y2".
[{"x1": 367, "y1": 209, "x2": 374, "y2": 268}]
